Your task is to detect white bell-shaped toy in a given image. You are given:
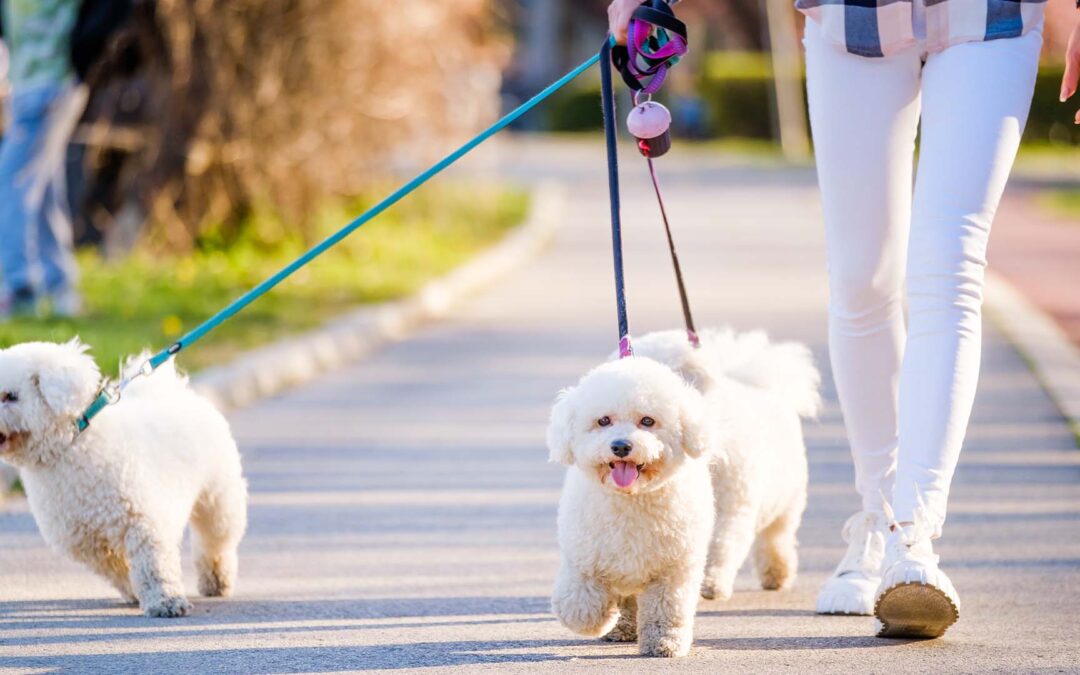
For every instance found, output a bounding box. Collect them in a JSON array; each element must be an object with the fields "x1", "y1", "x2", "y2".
[{"x1": 627, "y1": 101, "x2": 673, "y2": 157}]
